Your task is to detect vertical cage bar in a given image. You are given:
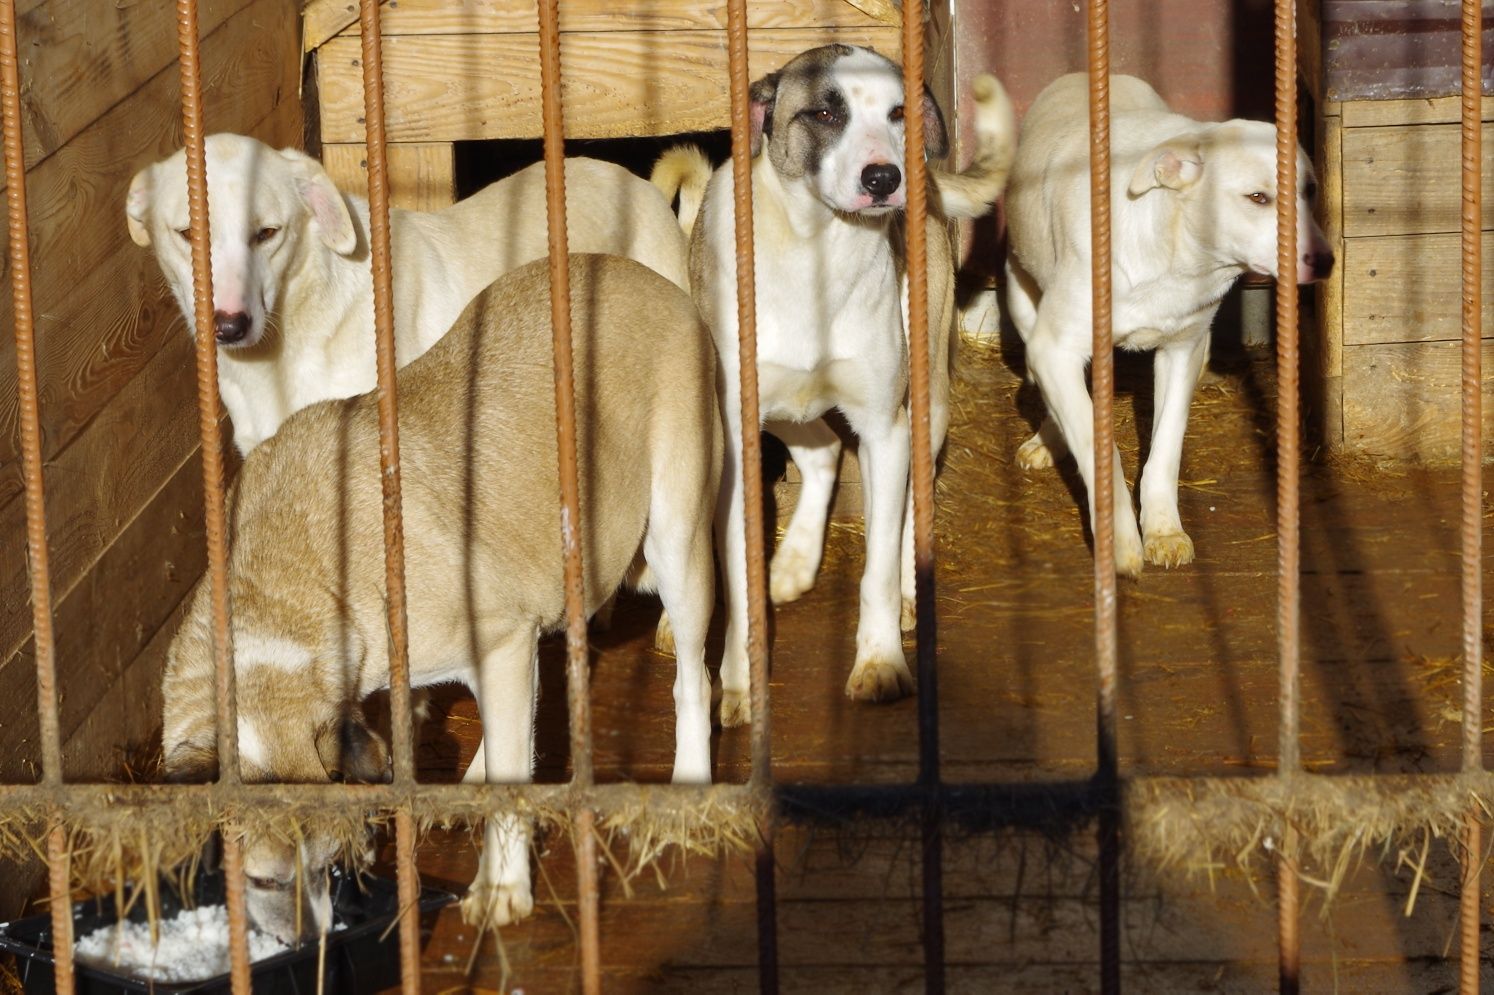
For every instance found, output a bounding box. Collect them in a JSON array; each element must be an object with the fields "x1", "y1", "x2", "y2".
[
  {"x1": 1272, "y1": 0, "x2": 1302, "y2": 990},
  {"x1": 1084, "y1": 0, "x2": 1121, "y2": 990},
  {"x1": 1458, "y1": 0, "x2": 1484, "y2": 990},
  {"x1": 354, "y1": 3, "x2": 422, "y2": 991},
  {"x1": 174, "y1": 1, "x2": 251, "y2": 989},
  {"x1": 900, "y1": 5, "x2": 945, "y2": 992},
  {"x1": 723, "y1": 1, "x2": 776, "y2": 989},
  {"x1": 533, "y1": 2, "x2": 602, "y2": 990}
]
